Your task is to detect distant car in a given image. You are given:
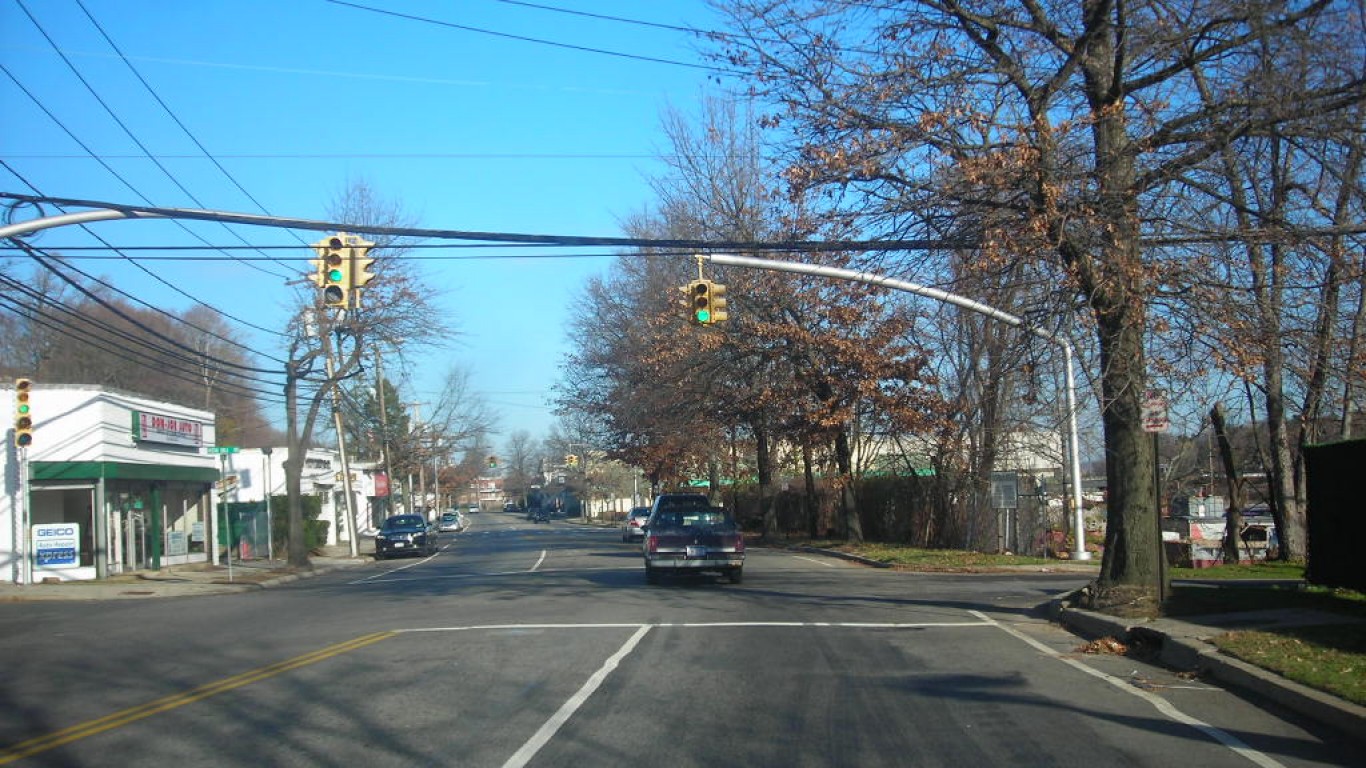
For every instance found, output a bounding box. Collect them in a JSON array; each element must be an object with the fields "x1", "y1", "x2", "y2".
[
  {"x1": 621, "y1": 506, "x2": 651, "y2": 542},
  {"x1": 503, "y1": 502, "x2": 519, "y2": 514},
  {"x1": 374, "y1": 514, "x2": 437, "y2": 560},
  {"x1": 437, "y1": 510, "x2": 464, "y2": 533},
  {"x1": 466, "y1": 503, "x2": 481, "y2": 515},
  {"x1": 643, "y1": 494, "x2": 744, "y2": 584}
]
